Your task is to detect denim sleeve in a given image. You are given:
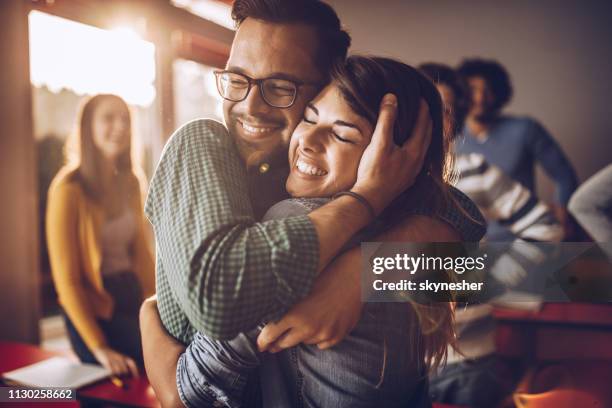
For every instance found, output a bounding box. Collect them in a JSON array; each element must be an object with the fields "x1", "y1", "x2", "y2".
[
  {"x1": 177, "y1": 329, "x2": 262, "y2": 408},
  {"x1": 527, "y1": 119, "x2": 578, "y2": 204}
]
